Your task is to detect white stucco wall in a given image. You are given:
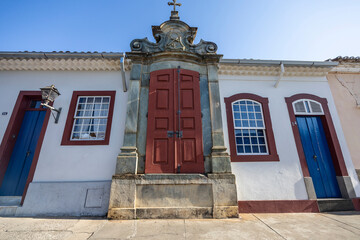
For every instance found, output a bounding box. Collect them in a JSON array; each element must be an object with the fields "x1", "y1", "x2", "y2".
[
  {"x1": 218, "y1": 74, "x2": 360, "y2": 200},
  {"x1": 0, "y1": 70, "x2": 129, "y2": 182}
]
